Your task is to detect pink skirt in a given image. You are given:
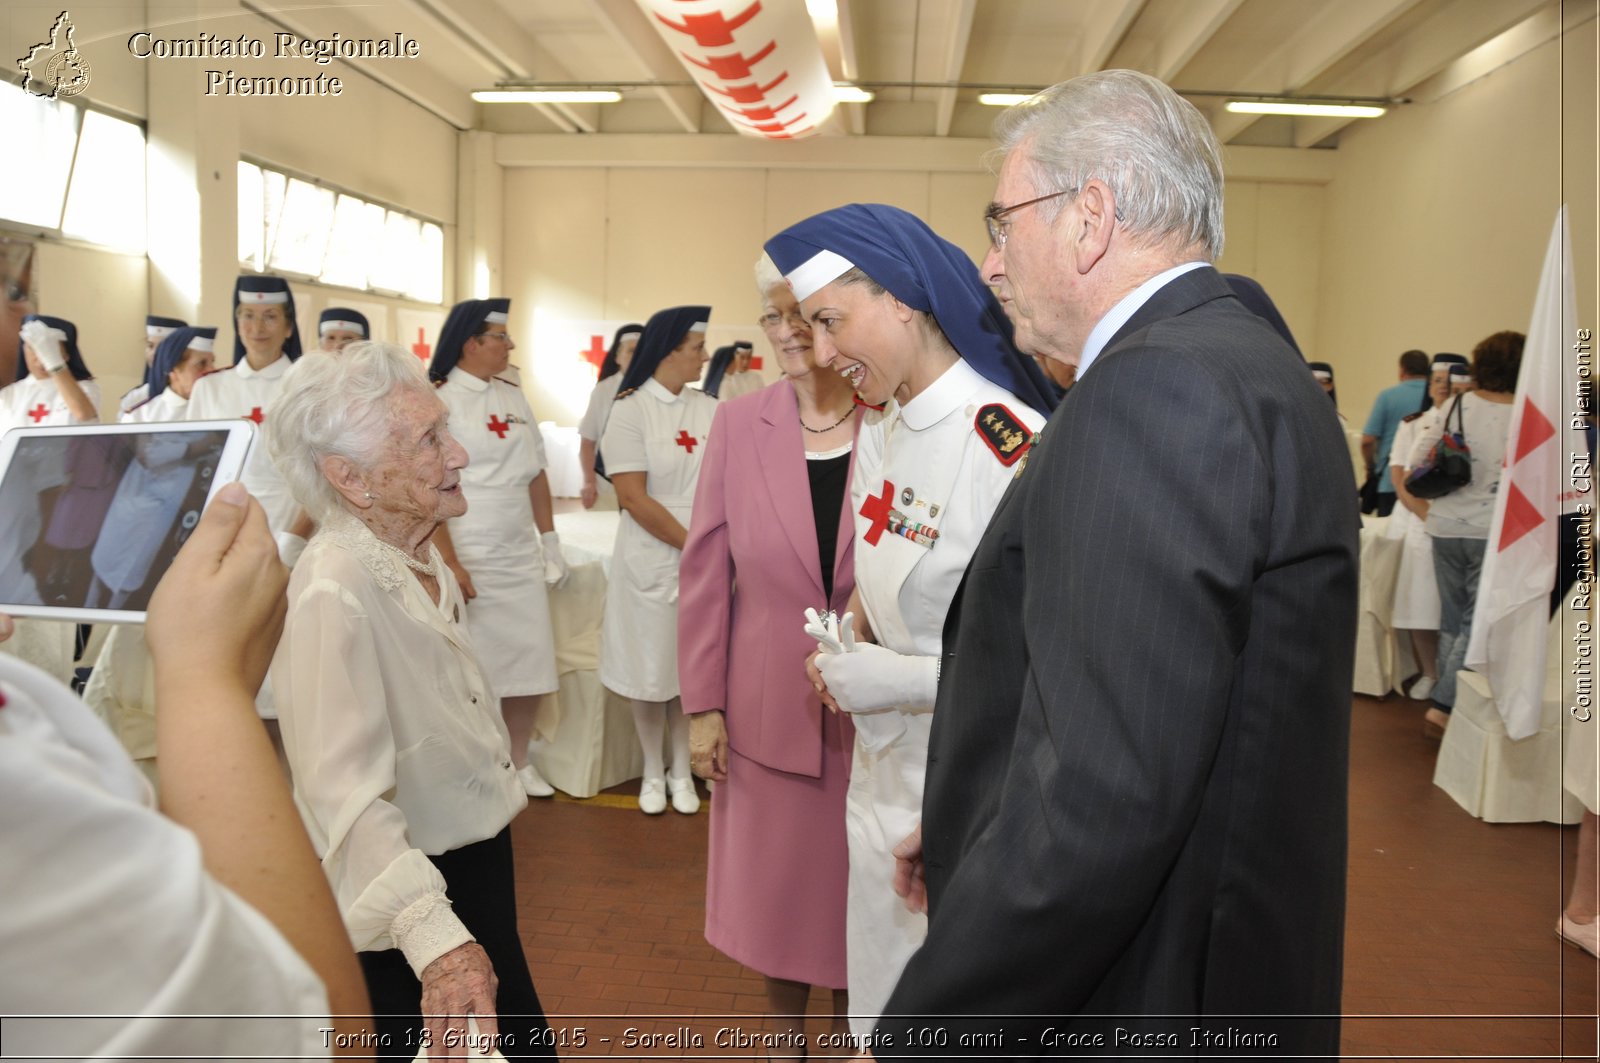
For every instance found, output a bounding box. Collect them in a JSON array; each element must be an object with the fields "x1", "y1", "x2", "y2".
[{"x1": 704, "y1": 705, "x2": 851, "y2": 987}]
